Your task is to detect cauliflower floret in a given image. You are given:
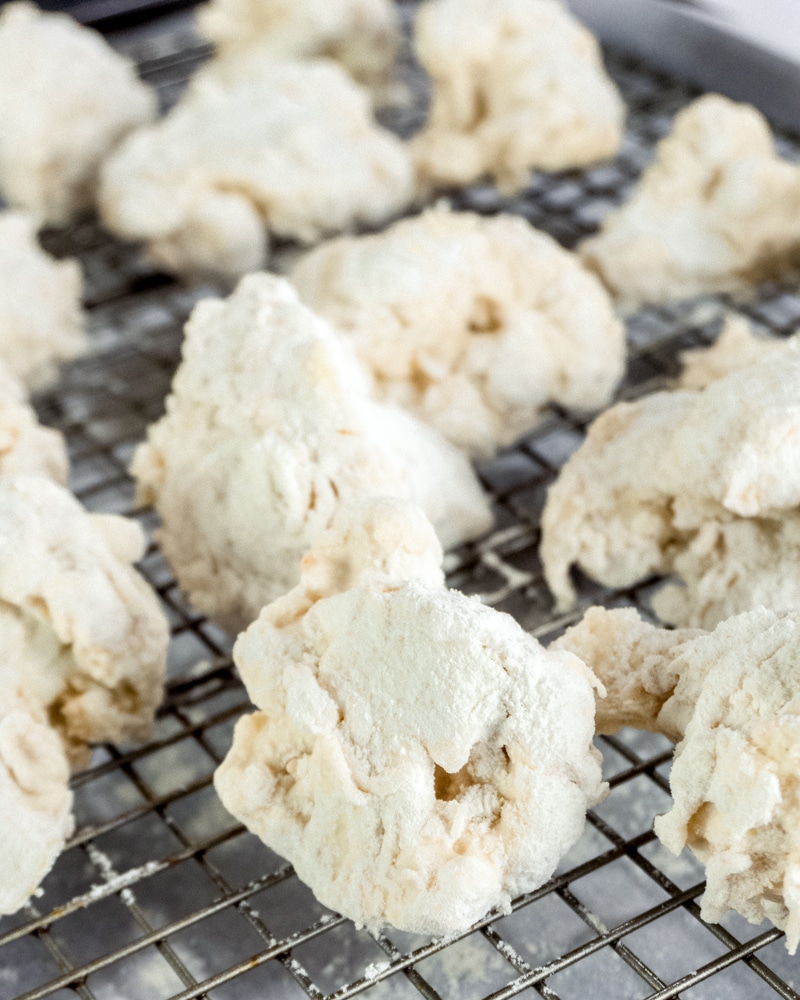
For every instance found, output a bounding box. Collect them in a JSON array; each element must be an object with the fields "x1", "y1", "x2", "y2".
[
  {"x1": 132, "y1": 273, "x2": 492, "y2": 634},
  {"x1": 554, "y1": 605, "x2": 800, "y2": 952},
  {"x1": 0, "y1": 475, "x2": 169, "y2": 914},
  {"x1": 0, "y1": 2, "x2": 156, "y2": 224},
  {"x1": 678, "y1": 314, "x2": 798, "y2": 390},
  {"x1": 0, "y1": 211, "x2": 85, "y2": 390},
  {"x1": 196, "y1": 0, "x2": 400, "y2": 94},
  {"x1": 0, "y1": 710, "x2": 73, "y2": 916},
  {"x1": 541, "y1": 347, "x2": 800, "y2": 629},
  {"x1": 0, "y1": 360, "x2": 68, "y2": 482},
  {"x1": 99, "y1": 59, "x2": 413, "y2": 281},
  {"x1": 215, "y1": 498, "x2": 605, "y2": 935},
  {"x1": 580, "y1": 95, "x2": 800, "y2": 309},
  {"x1": 412, "y1": 0, "x2": 624, "y2": 194},
  {"x1": 0, "y1": 475, "x2": 169, "y2": 766},
  {"x1": 292, "y1": 209, "x2": 625, "y2": 457}
]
